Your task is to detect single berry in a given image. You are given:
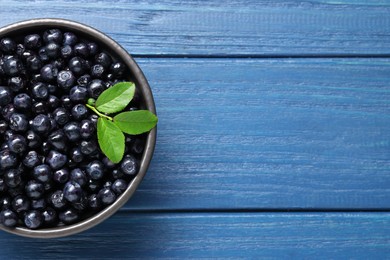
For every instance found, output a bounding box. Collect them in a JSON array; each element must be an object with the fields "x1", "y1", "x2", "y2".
[
  {"x1": 53, "y1": 168, "x2": 69, "y2": 184},
  {"x1": 74, "y1": 43, "x2": 89, "y2": 58},
  {"x1": 12, "y1": 195, "x2": 30, "y2": 213},
  {"x1": 25, "y1": 180, "x2": 45, "y2": 199},
  {"x1": 13, "y1": 93, "x2": 32, "y2": 111},
  {"x1": 23, "y1": 150, "x2": 41, "y2": 168},
  {"x1": 77, "y1": 74, "x2": 91, "y2": 86},
  {"x1": 60, "y1": 95, "x2": 73, "y2": 109},
  {"x1": 63, "y1": 122, "x2": 81, "y2": 142},
  {"x1": 95, "y1": 52, "x2": 112, "y2": 69},
  {"x1": 120, "y1": 155, "x2": 138, "y2": 176},
  {"x1": 26, "y1": 130, "x2": 42, "y2": 149},
  {"x1": 53, "y1": 107, "x2": 70, "y2": 126},
  {"x1": 48, "y1": 129, "x2": 67, "y2": 151},
  {"x1": 31, "y1": 82, "x2": 49, "y2": 100},
  {"x1": 79, "y1": 140, "x2": 98, "y2": 156},
  {"x1": 0, "y1": 150, "x2": 18, "y2": 170},
  {"x1": 57, "y1": 70, "x2": 76, "y2": 90},
  {"x1": 4, "y1": 168, "x2": 22, "y2": 188},
  {"x1": 59, "y1": 208, "x2": 79, "y2": 224},
  {"x1": 24, "y1": 210, "x2": 43, "y2": 229},
  {"x1": 24, "y1": 34, "x2": 42, "y2": 49},
  {"x1": 0, "y1": 38, "x2": 16, "y2": 53},
  {"x1": 3, "y1": 57, "x2": 23, "y2": 76},
  {"x1": 7, "y1": 134, "x2": 27, "y2": 153},
  {"x1": 70, "y1": 168, "x2": 87, "y2": 187},
  {"x1": 63, "y1": 32, "x2": 78, "y2": 46},
  {"x1": 71, "y1": 104, "x2": 88, "y2": 121},
  {"x1": 63, "y1": 181, "x2": 82, "y2": 203},
  {"x1": 70, "y1": 147, "x2": 84, "y2": 163},
  {"x1": 33, "y1": 164, "x2": 52, "y2": 183},
  {"x1": 69, "y1": 85, "x2": 87, "y2": 103},
  {"x1": 9, "y1": 113, "x2": 28, "y2": 132},
  {"x1": 8, "y1": 76, "x2": 26, "y2": 92},
  {"x1": 98, "y1": 187, "x2": 116, "y2": 205},
  {"x1": 111, "y1": 179, "x2": 127, "y2": 195},
  {"x1": 0, "y1": 209, "x2": 18, "y2": 227},
  {"x1": 86, "y1": 160, "x2": 104, "y2": 180},
  {"x1": 87, "y1": 79, "x2": 105, "y2": 98},
  {"x1": 47, "y1": 95, "x2": 60, "y2": 109},
  {"x1": 90, "y1": 64, "x2": 105, "y2": 78},
  {"x1": 68, "y1": 56, "x2": 85, "y2": 75},
  {"x1": 31, "y1": 101, "x2": 47, "y2": 114},
  {"x1": 46, "y1": 150, "x2": 67, "y2": 170},
  {"x1": 40, "y1": 64, "x2": 58, "y2": 82},
  {"x1": 31, "y1": 114, "x2": 51, "y2": 134},
  {"x1": 26, "y1": 55, "x2": 42, "y2": 72},
  {"x1": 110, "y1": 62, "x2": 125, "y2": 77},
  {"x1": 49, "y1": 190, "x2": 67, "y2": 209},
  {"x1": 42, "y1": 207, "x2": 57, "y2": 225}
]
